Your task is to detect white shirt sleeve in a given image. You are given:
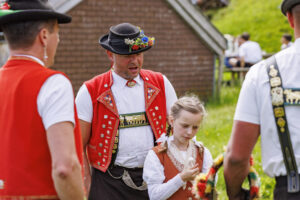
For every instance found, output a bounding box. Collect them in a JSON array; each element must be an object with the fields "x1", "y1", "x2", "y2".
[
  {"x1": 234, "y1": 66, "x2": 260, "y2": 124},
  {"x1": 239, "y1": 44, "x2": 246, "y2": 58},
  {"x1": 143, "y1": 150, "x2": 185, "y2": 200},
  {"x1": 75, "y1": 84, "x2": 93, "y2": 123},
  {"x1": 163, "y1": 75, "x2": 177, "y2": 115},
  {"x1": 37, "y1": 74, "x2": 75, "y2": 130},
  {"x1": 202, "y1": 147, "x2": 213, "y2": 173}
]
